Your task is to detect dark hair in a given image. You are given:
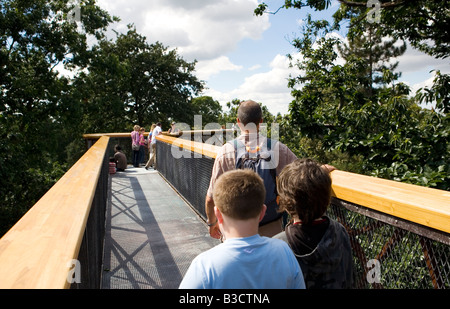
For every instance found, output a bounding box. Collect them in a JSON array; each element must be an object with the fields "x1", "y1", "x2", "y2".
[
  {"x1": 115, "y1": 144, "x2": 122, "y2": 151},
  {"x1": 277, "y1": 158, "x2": 332, "y2": 224},
  {"x1": 237, "y1": 100, "x2": 262, "y2": 125},
  {"x1": 213, "y1": 169, "x2": 265, "y2": 220}
]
